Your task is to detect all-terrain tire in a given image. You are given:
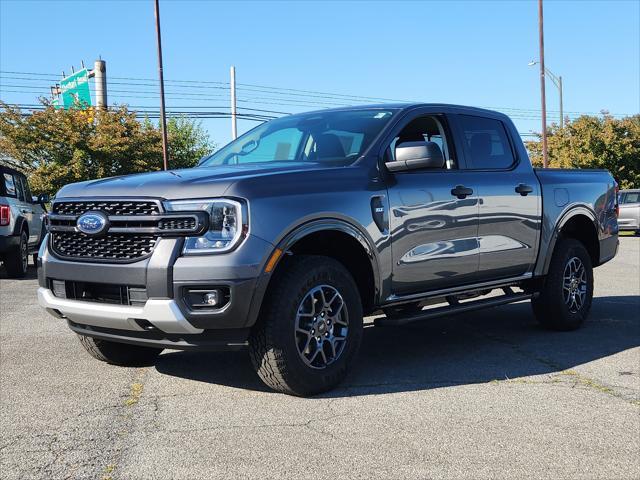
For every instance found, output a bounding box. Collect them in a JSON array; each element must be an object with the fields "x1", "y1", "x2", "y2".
[
  {"x1": 4, "y1": 230, "x2": 29, "y2": 278},
  {"x1": 78, "y1": 335, "x2": 163, "y2": 366},
  {"x1": 532, "y1": 238, "x2": 594, "y2": 331},
  {"x1": 249, "y1": 255, "x2": 363, "y2": 396}
]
